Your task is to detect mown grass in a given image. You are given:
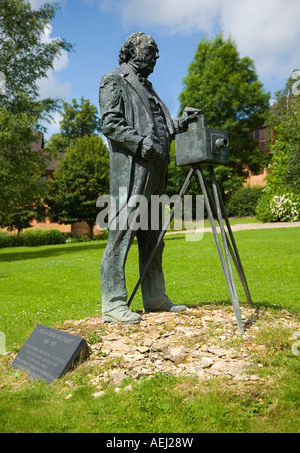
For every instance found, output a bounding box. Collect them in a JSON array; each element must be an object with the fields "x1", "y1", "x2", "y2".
[
  {"x1": 0, "y1": 225, "x2": 299, "y2": 433},
  {"x1": 0, "y1": 356, "x2": 299, "y2": 433},
  {"x1": 202, "y1": 215, "x2": 260, "y2": 228},
  {"x1": 1, "y1": 227, "x2": 299, "y2": 349}
]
